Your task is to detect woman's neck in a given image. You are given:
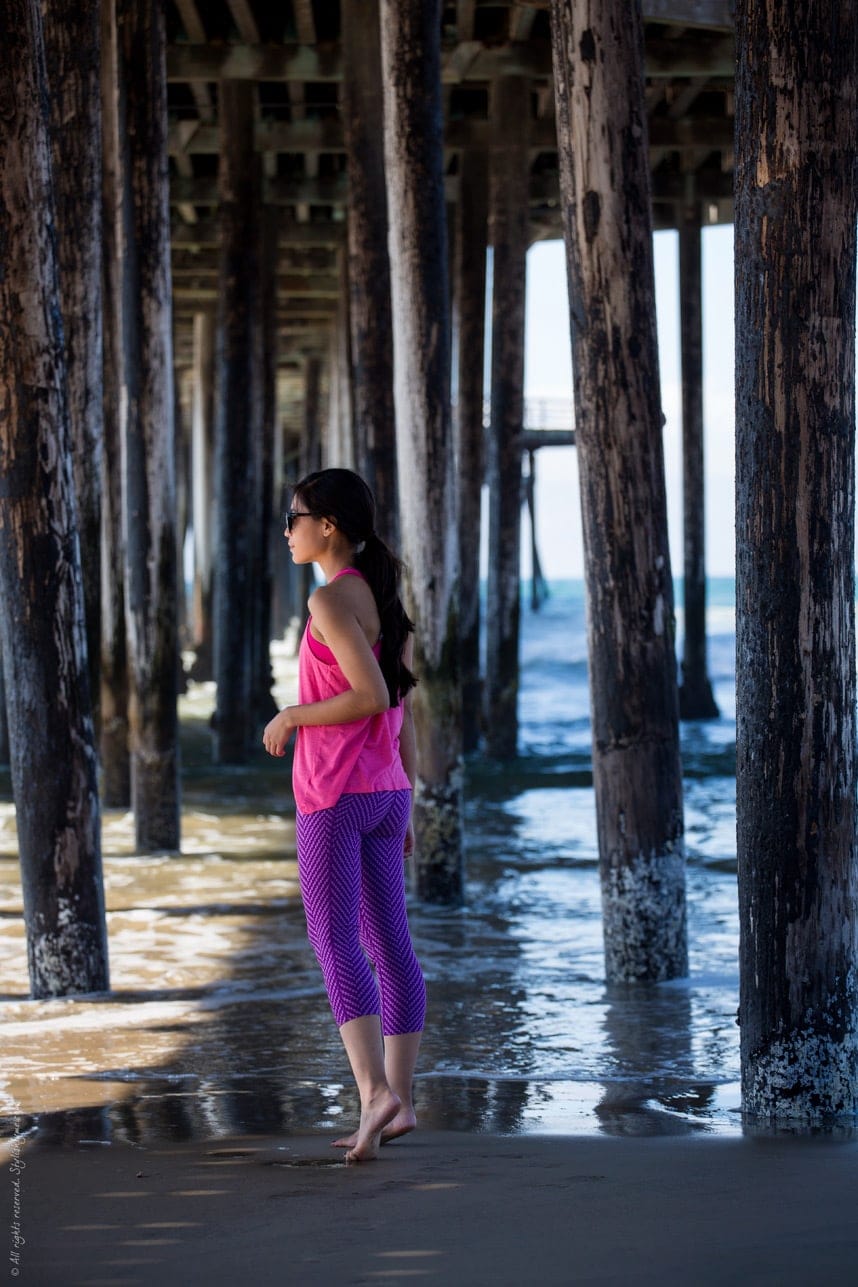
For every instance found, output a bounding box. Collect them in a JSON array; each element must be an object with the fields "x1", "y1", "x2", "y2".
[{"x1": 317, "y1": 550, "x2": 356, "y2": 583}]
